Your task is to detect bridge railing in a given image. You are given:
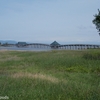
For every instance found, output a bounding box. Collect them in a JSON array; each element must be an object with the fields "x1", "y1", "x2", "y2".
[{"x1": 1, "y1": 43, "x2": 100, "y2": 50}]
